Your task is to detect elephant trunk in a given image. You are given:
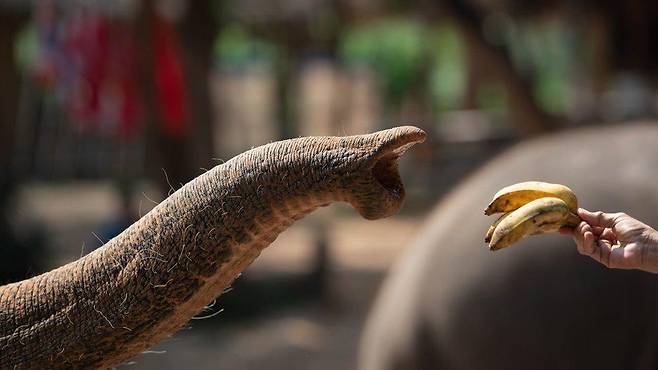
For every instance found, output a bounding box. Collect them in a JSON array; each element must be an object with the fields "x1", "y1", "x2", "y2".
[{"x1": 0, "y1": 126, "x2": 425, "y2": 369}]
